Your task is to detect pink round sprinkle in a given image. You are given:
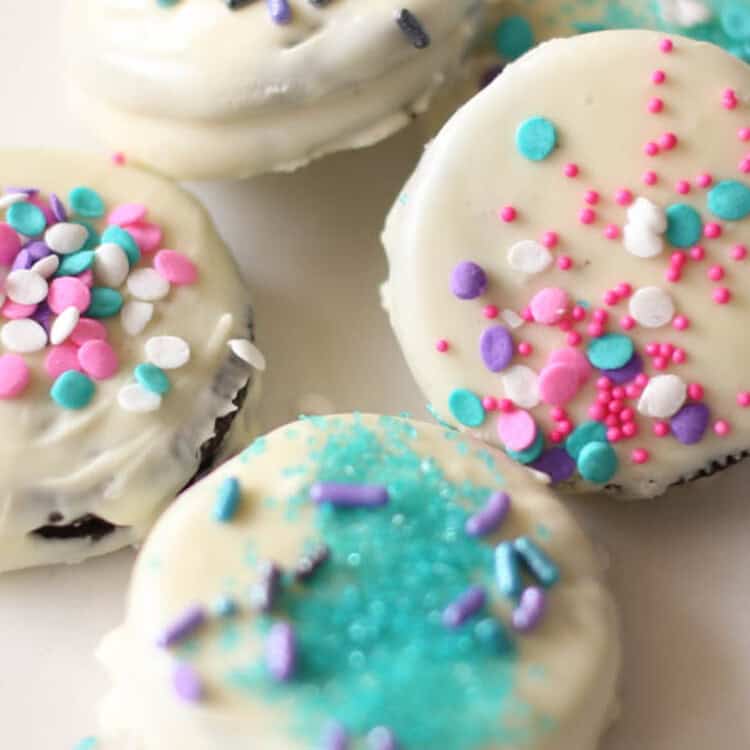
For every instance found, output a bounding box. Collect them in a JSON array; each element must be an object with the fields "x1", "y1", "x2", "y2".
[
  {"x1": 538, "y1": 363, "x2": 579, "y2": 406},
  {"x1": 713, "y1": 287, "x2": 731, "y2": 304},
  {"x1": 47, "y1": 277, "x2": 91, "y2": 314},
  {"x1": 0, "y1": 223, "x2": 21, "y2": 266},
  {"x1": 622, "y1": 422, "x2": 638, "y2": 438},
  {"x1": 1, "y1": 300, "x2": 37, "y2": 320},
  {"x1": 665, "y1": 268, "x2": 681, "y2": 283},
  {"x1": 659, "y1": 132, "x2": 678, "y2": 150},
  {"x1": 631, "y1": 448, "x2": 650, "y2": 464},
  {"x1": 108, "y1": 203, "x2": 147, "y2": 227},
  {"x1": 615, "y1": 188, "x2": 633, "y2": 206},
  {"x1": 557, "y1": 255, "x2": 573, "y2": 270},
  {"x1": 44, "y1": 344, "x2": 83, "y2": 379},
  {"x1": 603, "y1": 289, "x2": 618, "y2": 306},
  {"x1": 541, "y1": 231, "x2": 559, "y2": 248},
  {"x1": 521, "y1": 307, "x2": 534, "y2": 322},
  {"x1": 549, "y1": 430, "x2": 563, "y2": 444},
  {"x1": 621, "y1": 407, "x2": 634, "y2": 421},
  {"x1": 124, "y1": 221, "x2": 163, "y2": 254},
  {"x1": 653, "y1": 421, "x2": 670, "y2": 437},
  {"x1": 550, "y1": 407, "x2": 566, "y2": 421},
  {"x1": 588, "y1": 322, "x2": 604, "y2": 337},
  {"x1": 687, "y1": 383, "x2": 704, "y2": 400},
  {"x1": 643, "y1": 171, "x2": 658, "y2": 186},
  {"x1": 597, "y1": 376, "x2": 612, "y2": 390},
  {"x1": 690, "y1": 246, "x2": 705, "y2": 261},
  {"x1": 0, "y1": 354, "x2": 30, "y2": 399},
  {"x1": 482, "y1": 396, "x2": 498, "y2": 411},
  {"x1": 499, "y1": 205, "x2": 517, "y2": 222},
  {"x1": 737, "y1": 391, "x2": 750, "y2": 407},
  {"x1": 589, "y1": 404, "x2": 606, "y2": 420},
  {"x1": 708, "y1": 264, "x2": 725, "y2": 281},
  {"x1": 714, "y1": 419, "x2": 731, "y2": 436},
  {"x1": 670, "y1": 251, "x2": 686, "y2": 266},
  {"x1": 579, "y1": 208, "x2": 596, "y2": 224},
  {"x1": 112, "y1": 152, "x2": 126, "y2": 165},
  {"x1": 566, "y1": 330, "x2": 582, "y2": 346},
  {"x1": 155, "y1": 250, "x2": 198, "y2": 286},
  {"x1": 517, "y1": 341, "x2": 533, "y2": 356},
  {"x1": 593, "y1": 308, "x2": 609, "y2": 324},
  {"x1": 625, "y1": 385, "x2": 641, "y2": 399},
  {"x1": 740, "y1": 157, "x2": 750, "y2": 174},
  {"x1": 604, "y1": 224, "x2": 620, "y2": 239},
  {"x1": 644, "y1": 142, "x2": 660, "y2": 157},
  {"x1": 652, "y1": 70, "x2": 666, "y2": 84},
  {"x1": 616, "y1": 282, "x2": 632, "y2": 297},
  {"x1": 558, "y1": 420, "x2": 572, "y2": 436},
  {"x1": 584, "y1": 190, "x2": 599, "y2": 205},
  {"x1": 609, "y1": 399, "x2": 624, "y2": 414},
  {"x1": 604, "y1": 414, "x2": 618, "y2": 428},
  {"x1": 660, "y1": 38, "x2": 673, "y2": 52},
  {"x1": 731, "y1": 244, "x2": 747, "y2": 261},
  {"x1": 635, "y1": 374, "x2": 650, "y2": 387},
  {"x1": 549, "y1": 347, "x2": 592, "y2": 386},
  {"x1": 70, "y1": 318, "x2": 108, "y2": 347},
  {"x1": 607, "y1": 427, "x2": 622, "y2": 442},
  {"x1": 653, "y1": 356, "x2": 668, "y2": 370},
  {"x1": 563, "y1": 163, "x2": 579, "y2": 178},
  {"x1": 739, "y1": 127, "x2": 750, "y2": 142},
  {"x1": 558, "y1": 318, "x2": 573, "y2": 332},
  {"x1": 675, "y1": 180, "x2": 690, "y2": 195},
  {"x1": 497, "y1": 409, "x2": 537, "y2": 451},
  {"x1": 499, "y1": 398, "x2": 514, "y2": 413},
  {"x1": 78, "y1": 340, "x2": 119, "y2": 380},
  {"x1": 648, "y1": 98, "x2": 664, "y2": 114},
  {"x1": 672, "y1": 348, "x2": 686, "y2": 364},
  {"x1": 571, "y1": 306, "x2": 586, "y2": 322},
  {"x1": 620, "y1": 315, "x2": 636, "y2": 330},
  {"x1": 704, "y1": 222, "x2": 722, "y2": 239},
  {"x1": 646, "y1": 342, "x2": 660, "y2": 356},
  {"x1": 78, "y1": 269, "x2": 94, "y2": 288},
  {"x1": 435, "y1": 339, "x2": 449, "y2": 353},
  {"x1": 483, "y1": 305, "x2": 499, "y2": 319},
  {"x1": 723, "y1": 94, "x2": 738, "y2": 110},
  {"x1": 597, "y1": 392, "x2": 612, "y2": 406},
  {"x1": 530, "y1": 287, "x2": 568, "y2": 325},
  {"x1": 672, "y1": 315, "x2": 689, "y2": 330},
  {"x1": 695, "y1": 173, "x2": 713, "y2": 188}
]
